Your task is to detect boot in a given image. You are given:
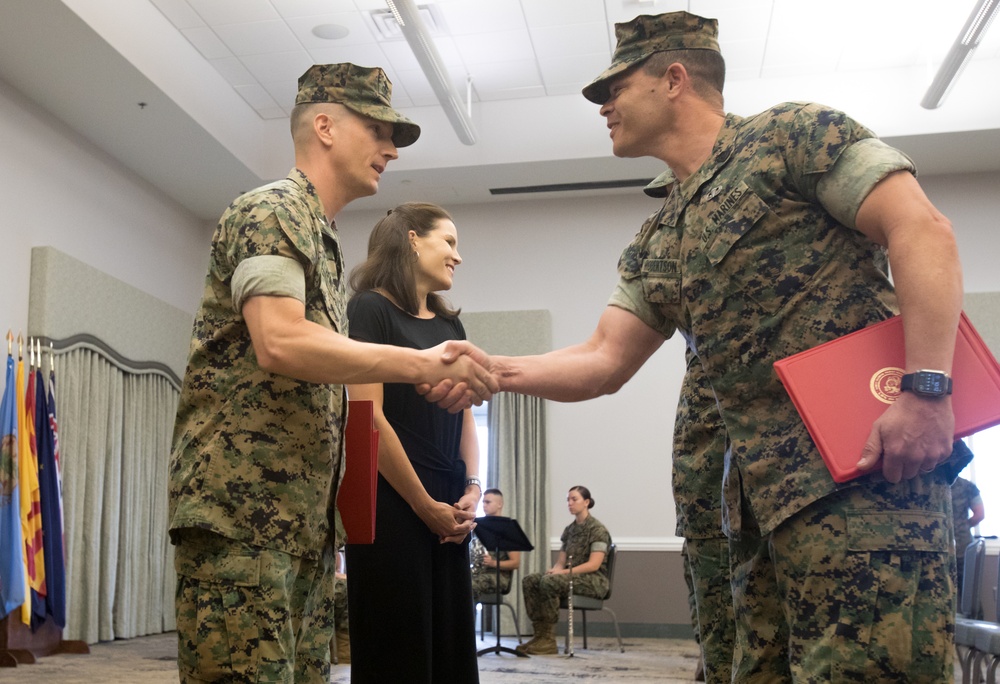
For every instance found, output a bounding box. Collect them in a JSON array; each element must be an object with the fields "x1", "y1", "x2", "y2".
[
  {"x1": 515, "y1": 621, "x2": 558, "y2": 655},
  {"x1": 333, "y1": 628, "x2": 351, "y2": 664}
]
